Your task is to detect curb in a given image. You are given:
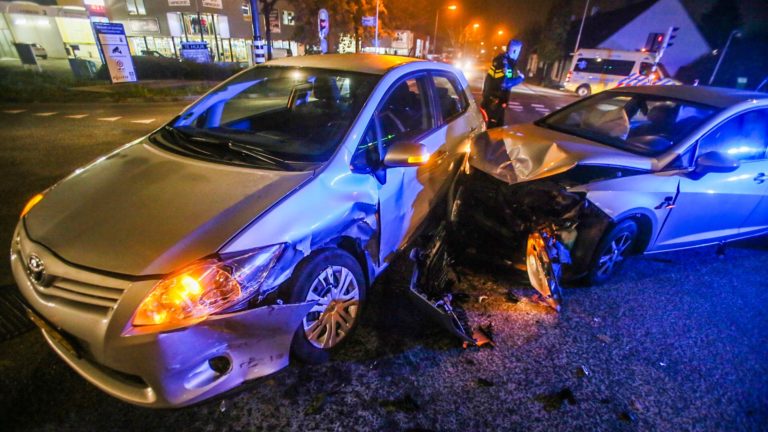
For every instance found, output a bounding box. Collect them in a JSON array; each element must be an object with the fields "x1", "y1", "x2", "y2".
[{"x1": 0, "y1": 285, "x2": 34, "y2": 342}]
